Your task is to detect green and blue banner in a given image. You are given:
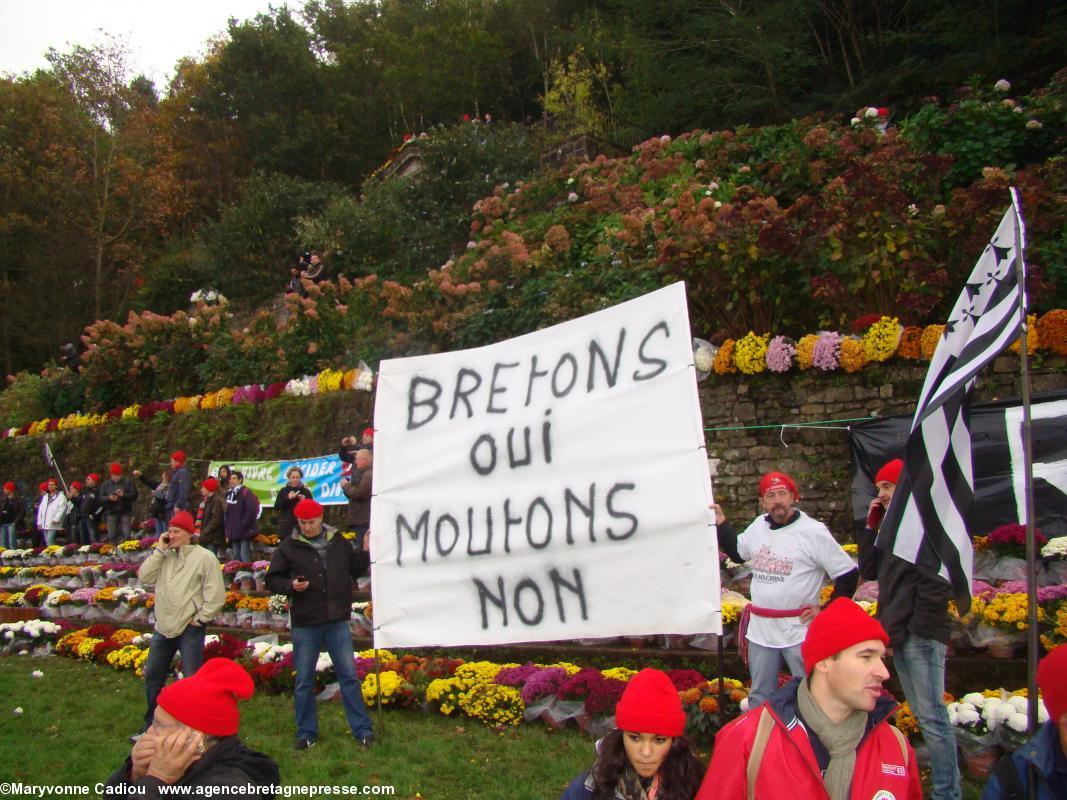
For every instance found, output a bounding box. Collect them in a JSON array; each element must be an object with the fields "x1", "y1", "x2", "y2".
[{"x1": 207, "y1": 454, "x2": 352, "y2": 507}]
